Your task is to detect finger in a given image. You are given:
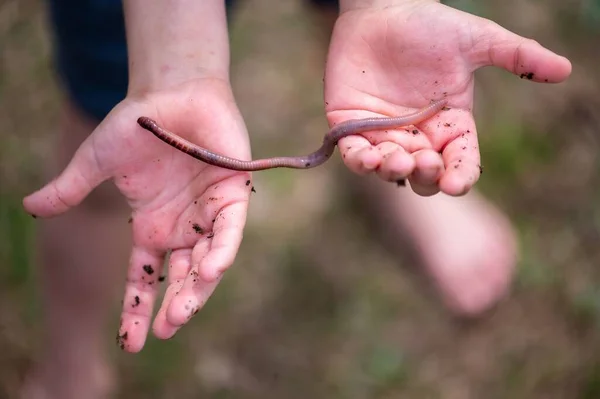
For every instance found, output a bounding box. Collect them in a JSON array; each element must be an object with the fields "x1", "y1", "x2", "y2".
[
  {"x1": 375, "y1": 143, "x2": 416, "y2": 183},
  {"x1": 152, "y1": 248, "x2": 195, "y2": 340},
  {"x1": 117, "y1": 246, "x2": 166, "y2": 353},
  {"x1": 152, "y1": 282, "x2": 184, "y2": 340},
  {"x1": 23, "y1": 138, "x2": 108, "y2": 218},
  {"x1": 361, "y1": 126, "x2": 434, "y2": 153},
  {"x1": 439, "y1": 130, "x2": 483, "y2": 196},
  {"x1": 407, "y1": 149, "x2": 445, "y2": 196},
  {"x1": 165, "y1": 201, "x2": 248, "y2": 329},
  {"x1": 469, "y1": 20, "x2": 572, "y2": 83},
  {"x1": 197, "y1": 201, "x2": 247, "y2": 282},
  {"x1": 165, "y1": 264, "x2": 220, "y2": 329},
  {"x1": 339, "y1": 135, "x2": 382, "y2": 175},
  {"x1": 420, "y1": 106, "x2": 481, "y2": 196}
]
